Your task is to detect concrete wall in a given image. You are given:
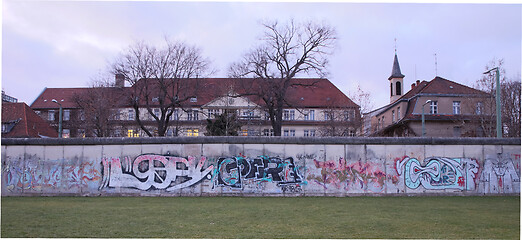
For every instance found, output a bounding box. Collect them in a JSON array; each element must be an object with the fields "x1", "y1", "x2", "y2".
[{"x1": 2, "y1": 137, "x2": 520, "y2": 196}]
